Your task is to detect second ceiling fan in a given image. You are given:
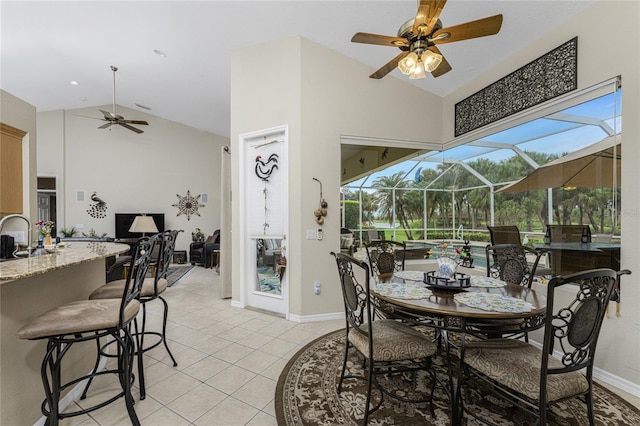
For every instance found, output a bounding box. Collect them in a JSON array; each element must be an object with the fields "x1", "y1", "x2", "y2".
[
  {"x1": 351, "y1": 0, "x2": 503, "y2": 79},
  {"x1": 96, "y1": 65, "x2": 148, "y2": 134}
]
